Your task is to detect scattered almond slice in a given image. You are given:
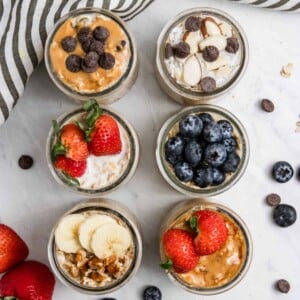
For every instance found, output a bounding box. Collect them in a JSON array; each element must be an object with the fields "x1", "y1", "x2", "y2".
[
  {"x1": 201, "y1": 17, "x2": 221, "y2": 37},
  {"x1": 215, "y1": 65, "x2": 232, "y2": 77},
  {"x1": 219, "y1": 22, "x2": 233, "y2": 37},
  {"x1": 280, "y1": 63, "x2": 293, "y2": 78},
  {"x1": 199, "y1": 35, "x2": 227, "y2": 52},
  {"x1": 183, "y1": 55, "x2": 202, "y2": 86},
  {"x1": 183, "y1": 30, "x2": 202, "y2": 54},
  {"x1": 204, "y1": 55, "x2": 227, "y2": 71}
]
